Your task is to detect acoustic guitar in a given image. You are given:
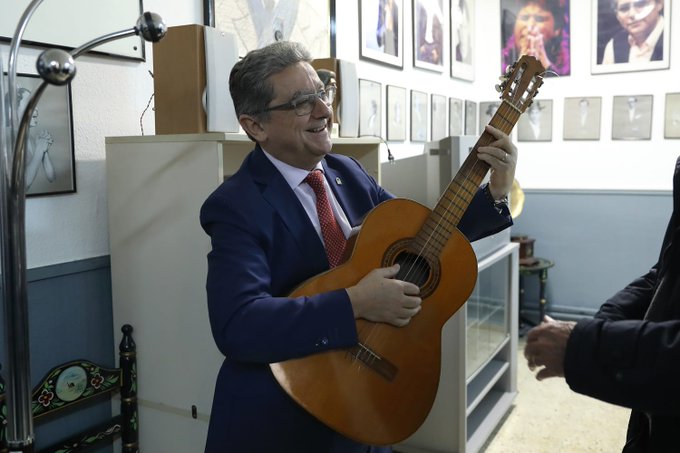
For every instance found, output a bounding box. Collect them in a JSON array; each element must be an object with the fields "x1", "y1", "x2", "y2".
[{"x1": 270, "y1": 55, "x2": 545, "y2": 446}]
